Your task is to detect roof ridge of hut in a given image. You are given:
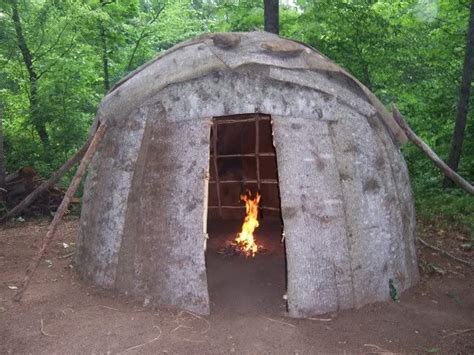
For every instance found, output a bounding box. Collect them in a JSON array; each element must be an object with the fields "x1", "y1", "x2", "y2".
[{"x1": 106, "y1": 31, "x2": 406, "y2": 143}]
